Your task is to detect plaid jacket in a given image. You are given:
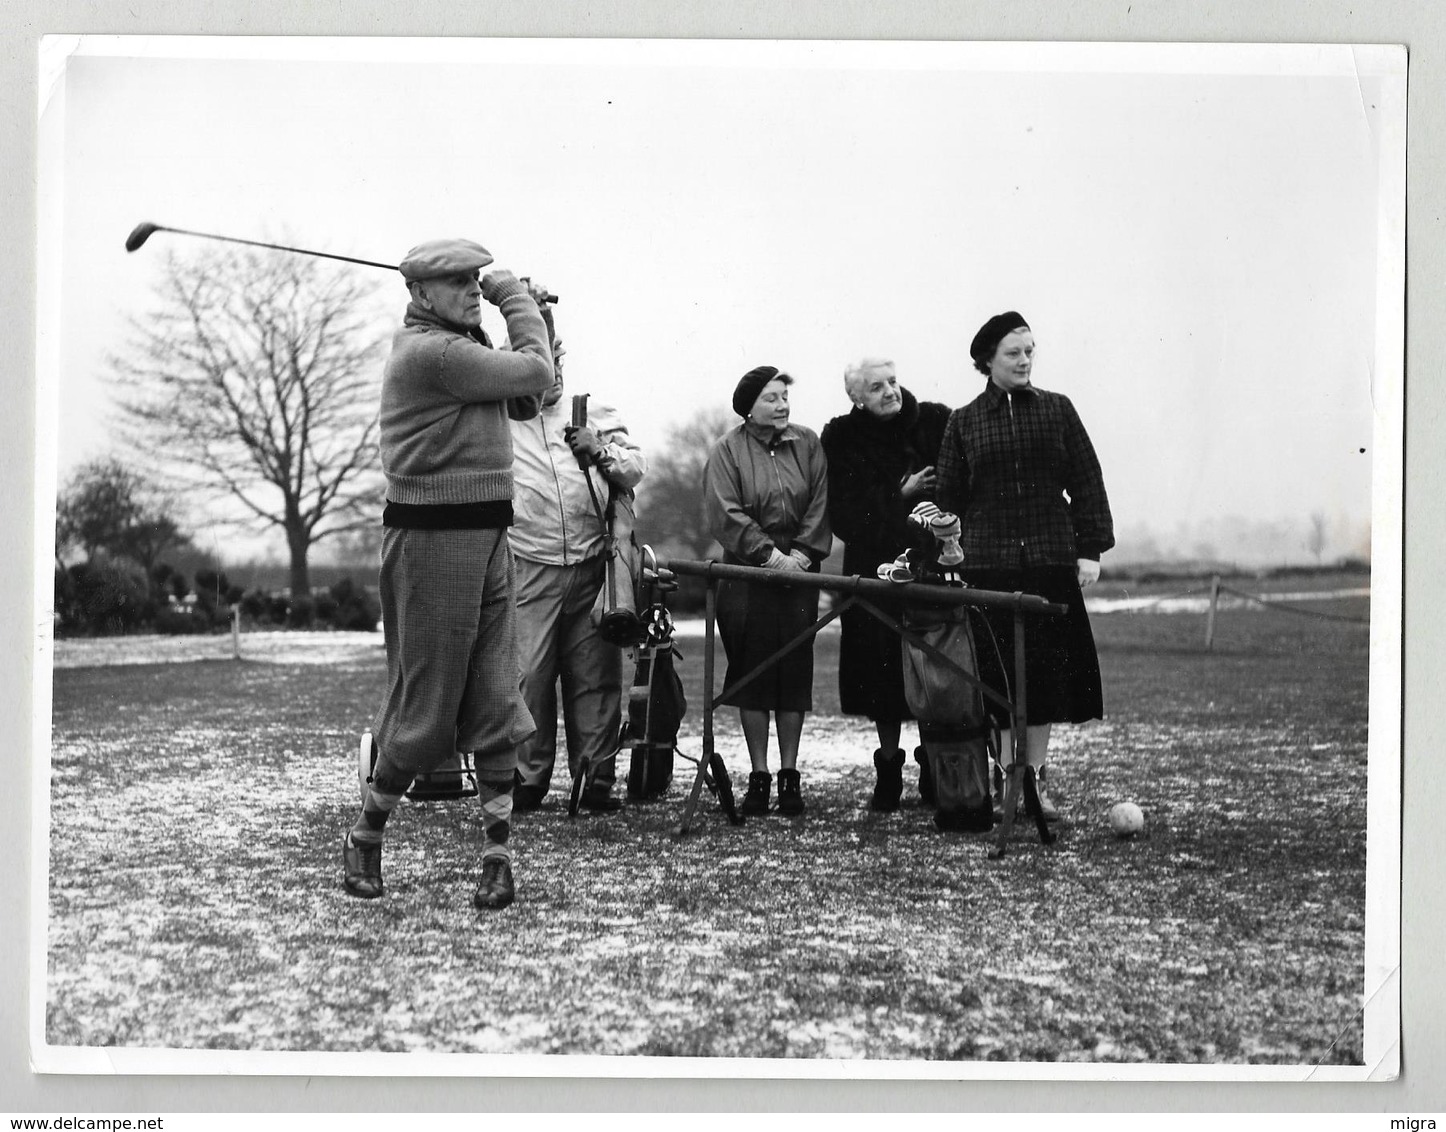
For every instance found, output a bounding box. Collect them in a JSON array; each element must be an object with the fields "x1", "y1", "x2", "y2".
[{"x1": 936, "y1": 382, "x2": 1114, "y2": 570}]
